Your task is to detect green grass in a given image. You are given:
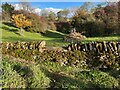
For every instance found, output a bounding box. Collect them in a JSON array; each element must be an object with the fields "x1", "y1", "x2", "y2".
[
  {"x1": 1, "y1": 22, "x2": 120, "y2": 46},
  {"x1": 2, "y1": 57, "x2": 119, "y2": 89},
  {"x1": 1, "y1": 22, "x2": 120, "y2": 89},
  {"x1": 1, "y1": 22, "x2": 69, "y2": 46},
  {"x1": 82, "y1": 36, "x2": 120, "y2": 43}
]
